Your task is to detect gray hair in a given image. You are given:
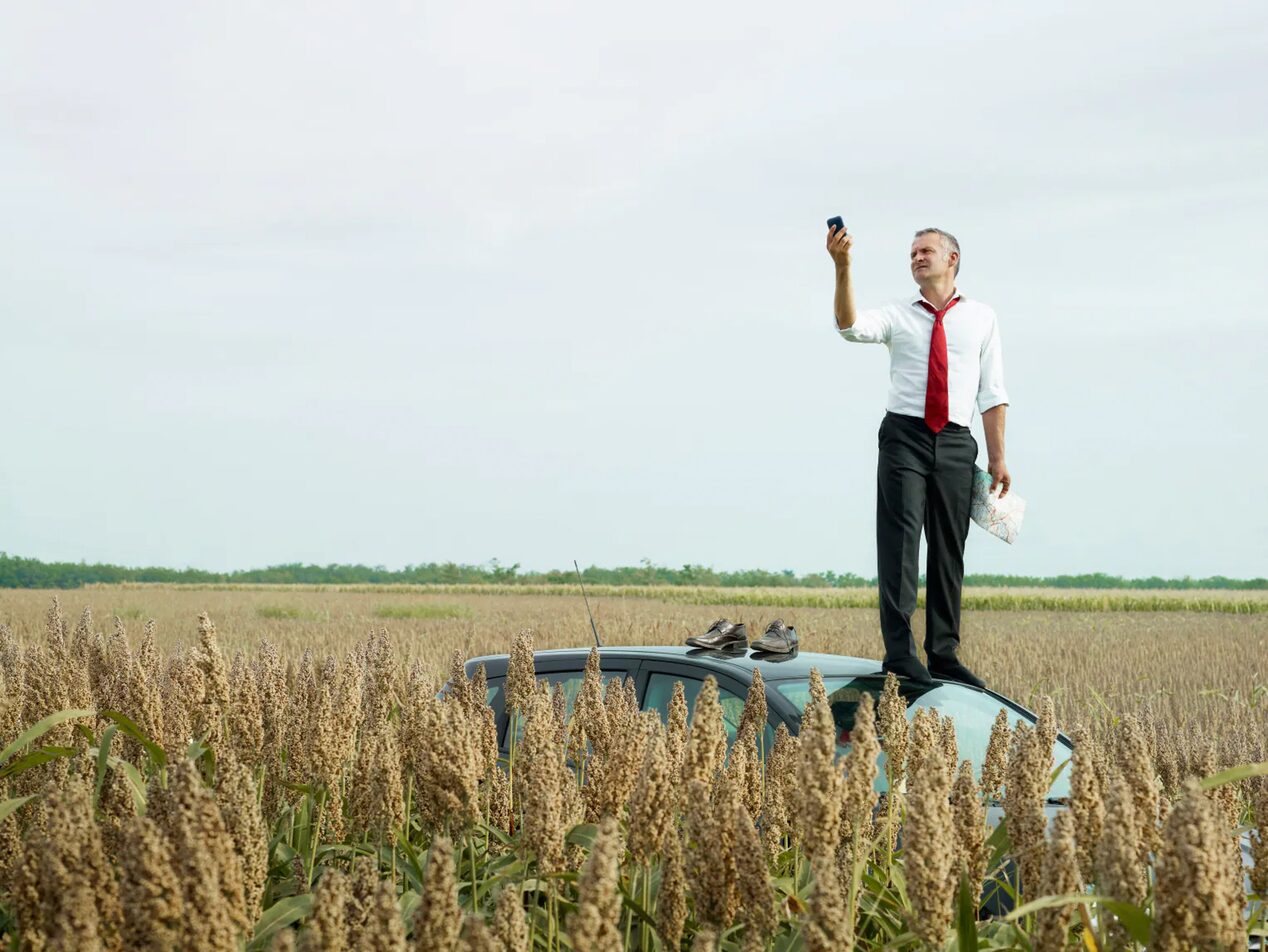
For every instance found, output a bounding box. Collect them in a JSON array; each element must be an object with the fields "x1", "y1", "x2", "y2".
[{"x1": 913, "y1": 227, "x2": 961, "y2": 276}]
